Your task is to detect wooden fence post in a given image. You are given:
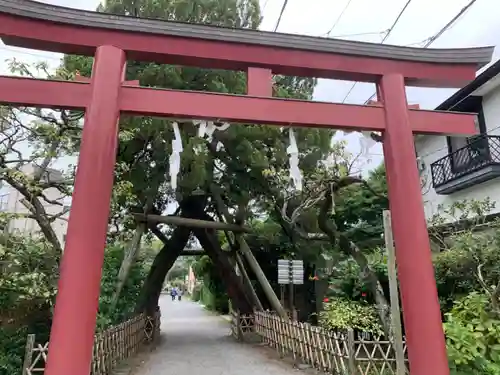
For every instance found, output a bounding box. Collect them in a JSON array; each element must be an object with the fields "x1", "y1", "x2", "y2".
[
  {"x1": 347, "y1": 329, "x2": 356, "y2": 374},
  {"x1": 383, "y1": 210, "x2": 406, "y2": 375},
  {"x1": 22, "y1": 334, "x2": 35, "y2": 375}
]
